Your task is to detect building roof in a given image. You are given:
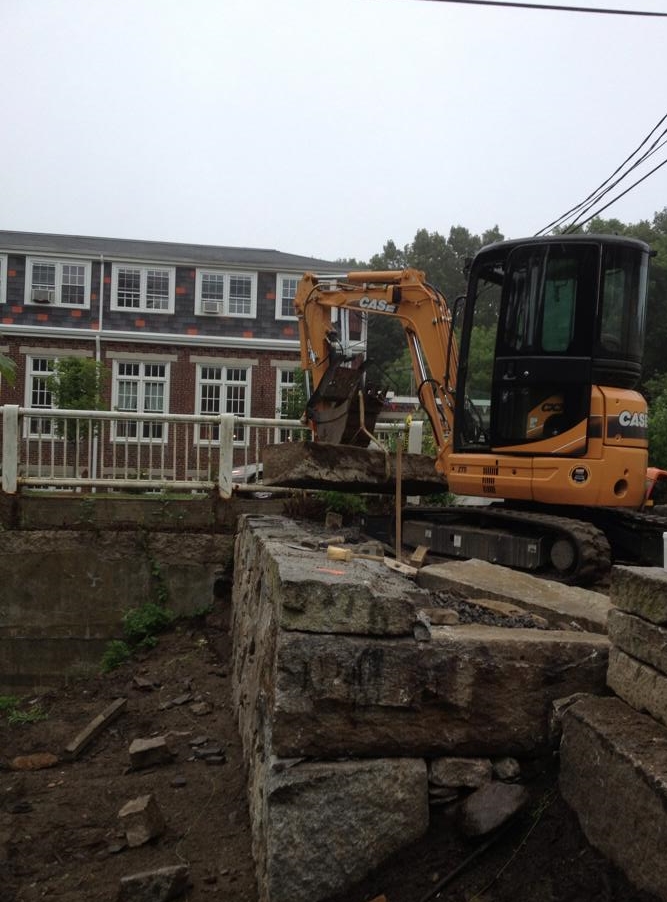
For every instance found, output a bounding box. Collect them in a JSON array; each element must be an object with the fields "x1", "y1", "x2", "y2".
[{"x1": 0, "y1": 229, "x2": 341, "y2": 271}]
